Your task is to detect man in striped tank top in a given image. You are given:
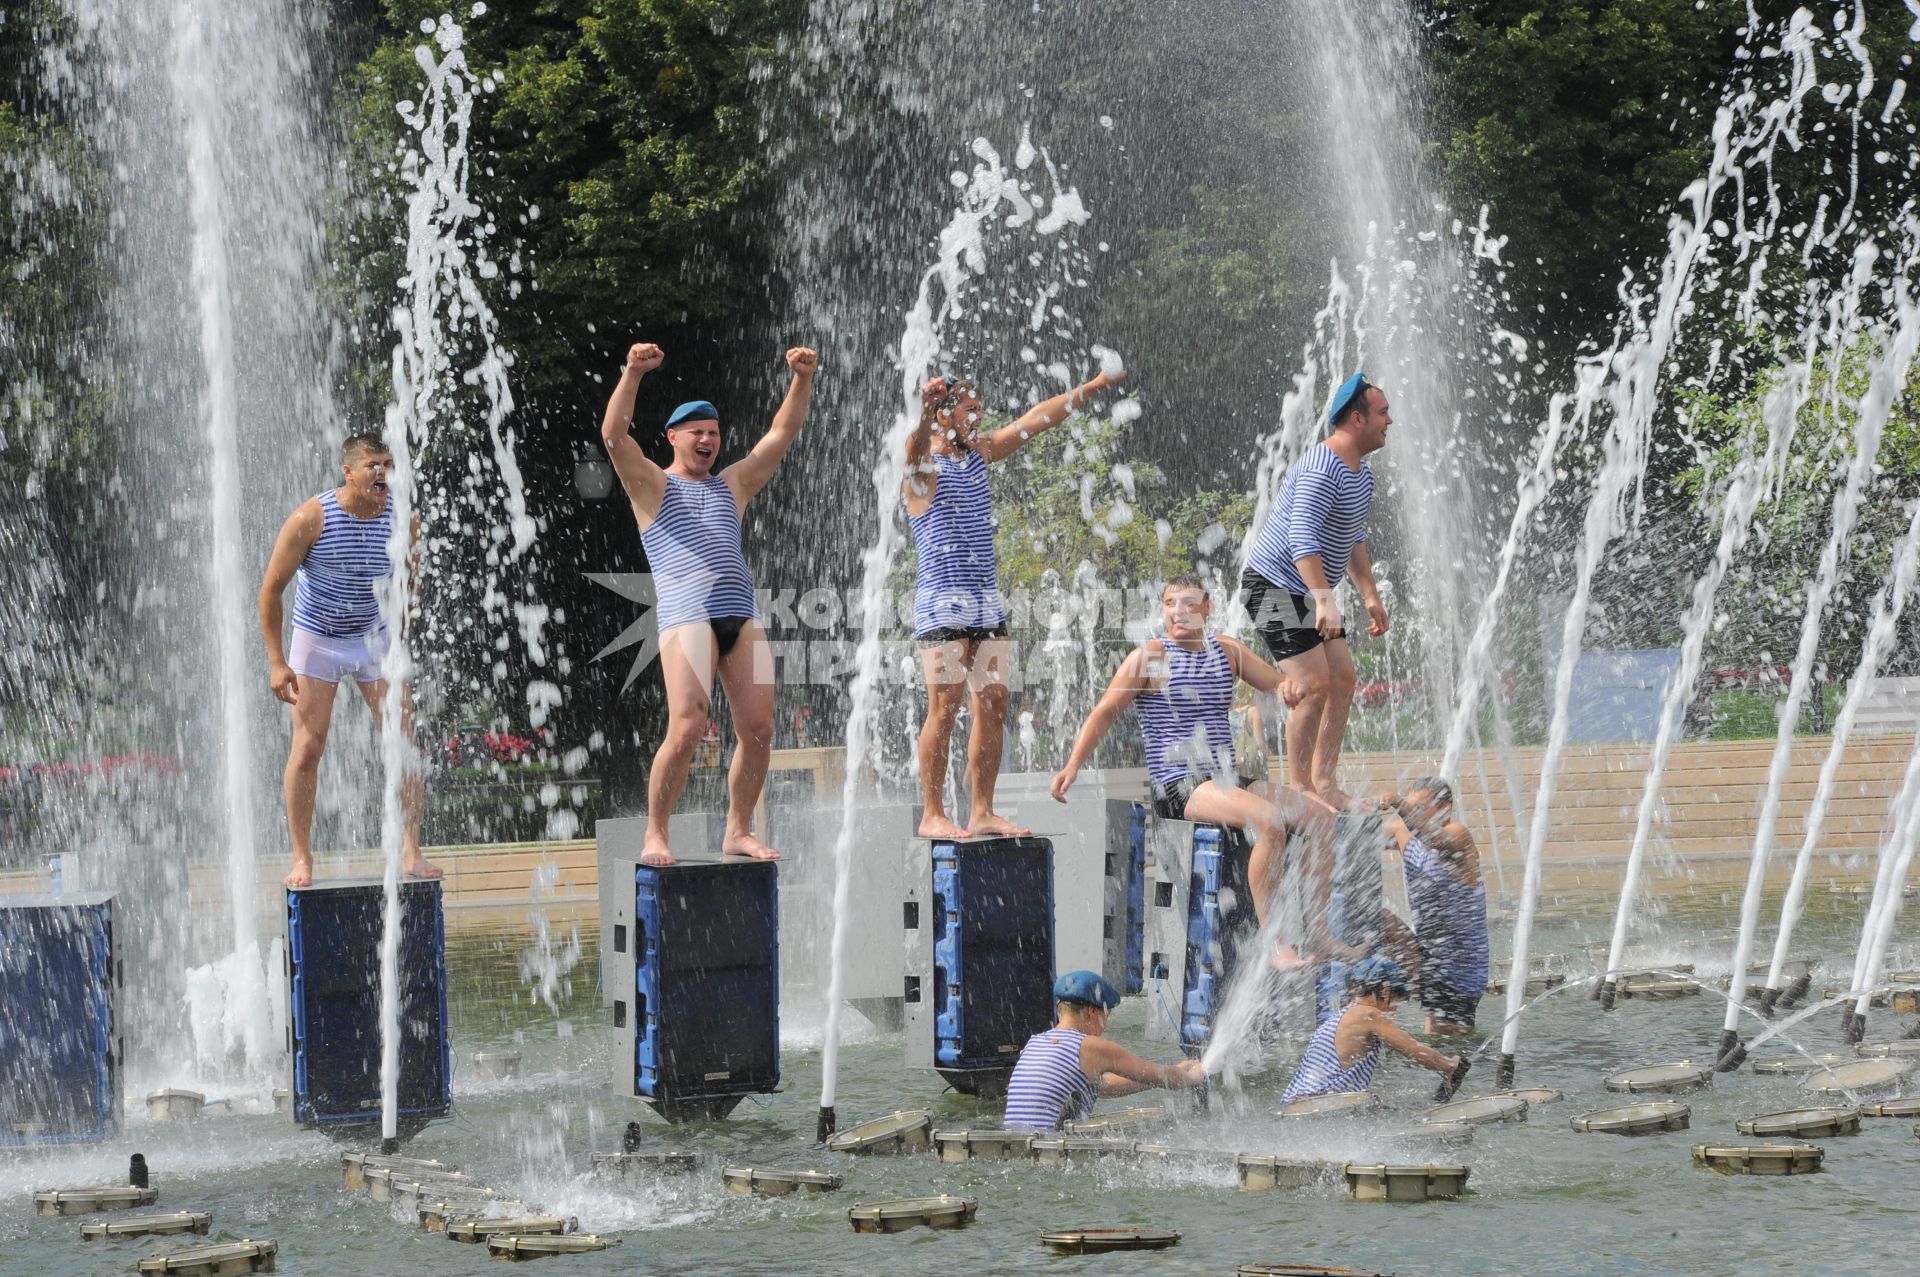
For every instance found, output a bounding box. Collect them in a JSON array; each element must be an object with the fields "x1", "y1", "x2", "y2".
[
  {"x1": 1380, "y1": 779, "x2": 1488, "y2": 1035},
  {"x1": 259, "y1": 433, "x2": 438, "y2": 889},
  {"x1": 1050, "y1": 577, "x2": 1351, "y2": 968},
  {"x1": 1240, "y1": 372, "x2": 1392, "y2": 807},
  {"x1": 1279, "y1": 956, "x2": 1465, "y2": 1103},
  {"x1": 601, "y1": 341, "x2": 817, "y2": 866},
  {"x1": 904, "y1": 367, "x2": 1126, "y2": 840},
  {"x1": 1003, "y1": 970, "x2": 1205, "y2": 1130}
]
